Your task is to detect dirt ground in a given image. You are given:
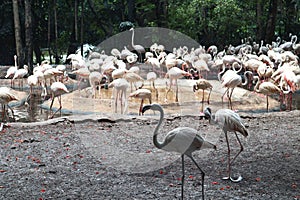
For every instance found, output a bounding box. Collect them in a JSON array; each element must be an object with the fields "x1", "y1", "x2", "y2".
[{"x1": 0, "y1": 109, "x2": 299, "y2": 200}]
